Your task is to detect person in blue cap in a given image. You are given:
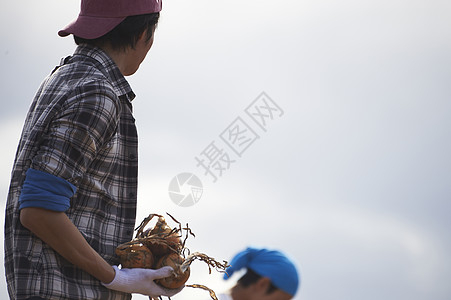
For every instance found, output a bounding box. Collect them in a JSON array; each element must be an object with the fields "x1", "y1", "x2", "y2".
[{"x1": 219, "y1": 247, "x2": 300, "y2": 300}]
